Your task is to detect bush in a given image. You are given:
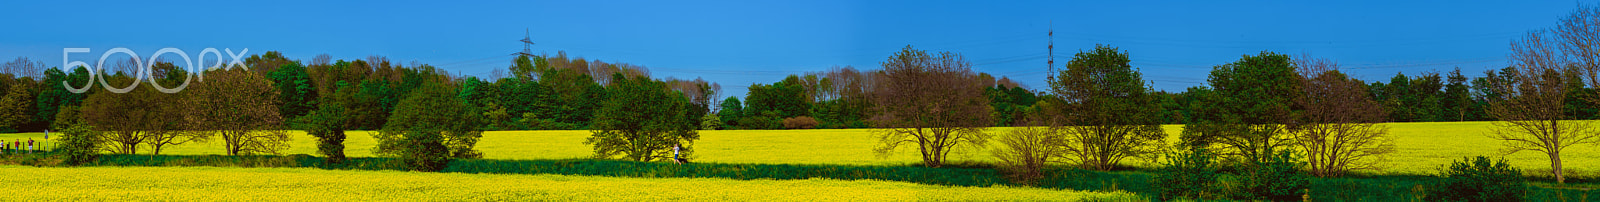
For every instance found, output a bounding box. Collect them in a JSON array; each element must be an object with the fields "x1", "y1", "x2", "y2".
[
  {"x1": 398, "y1": 130, "x2": 451, "y2": 171},
  {"x1": 520, "y1": 113, "x2": 581, "y2": 130},
  {"x1": 737, "y1": 116, "x2": 779, "y2": 129},
  {"x1": 54, "y1": 123, "x2": 101, "y2": 166},
  {"x1": 991, "y1": 126, "x2": 1055, "y2": 184},
  {"x1": 1238, "y1": 150, "x2": 1310, "y2": 201},
  {"x1": 782, "y1": 116, "x2": 819, "y2": 129},
  {"x1": 700, "y1": 113, "x2": 722, "y2": 130},
  {"x1": 376, "y1": 83, "x2": 485, "y2": 171},
  {"x1": 1427, "y1": 156, "x2": 1526, "y2": 202},
  {"x1": 1153, "y1": 148, "x2": 1220, "y2": 200}
]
